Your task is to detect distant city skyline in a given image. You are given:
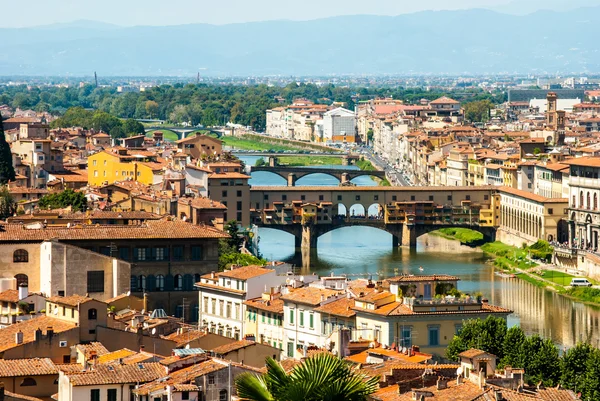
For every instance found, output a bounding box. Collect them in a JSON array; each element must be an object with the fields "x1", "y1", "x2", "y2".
[{"x1": 2, "y1": 0, "x2": 599, "y2": 28}]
